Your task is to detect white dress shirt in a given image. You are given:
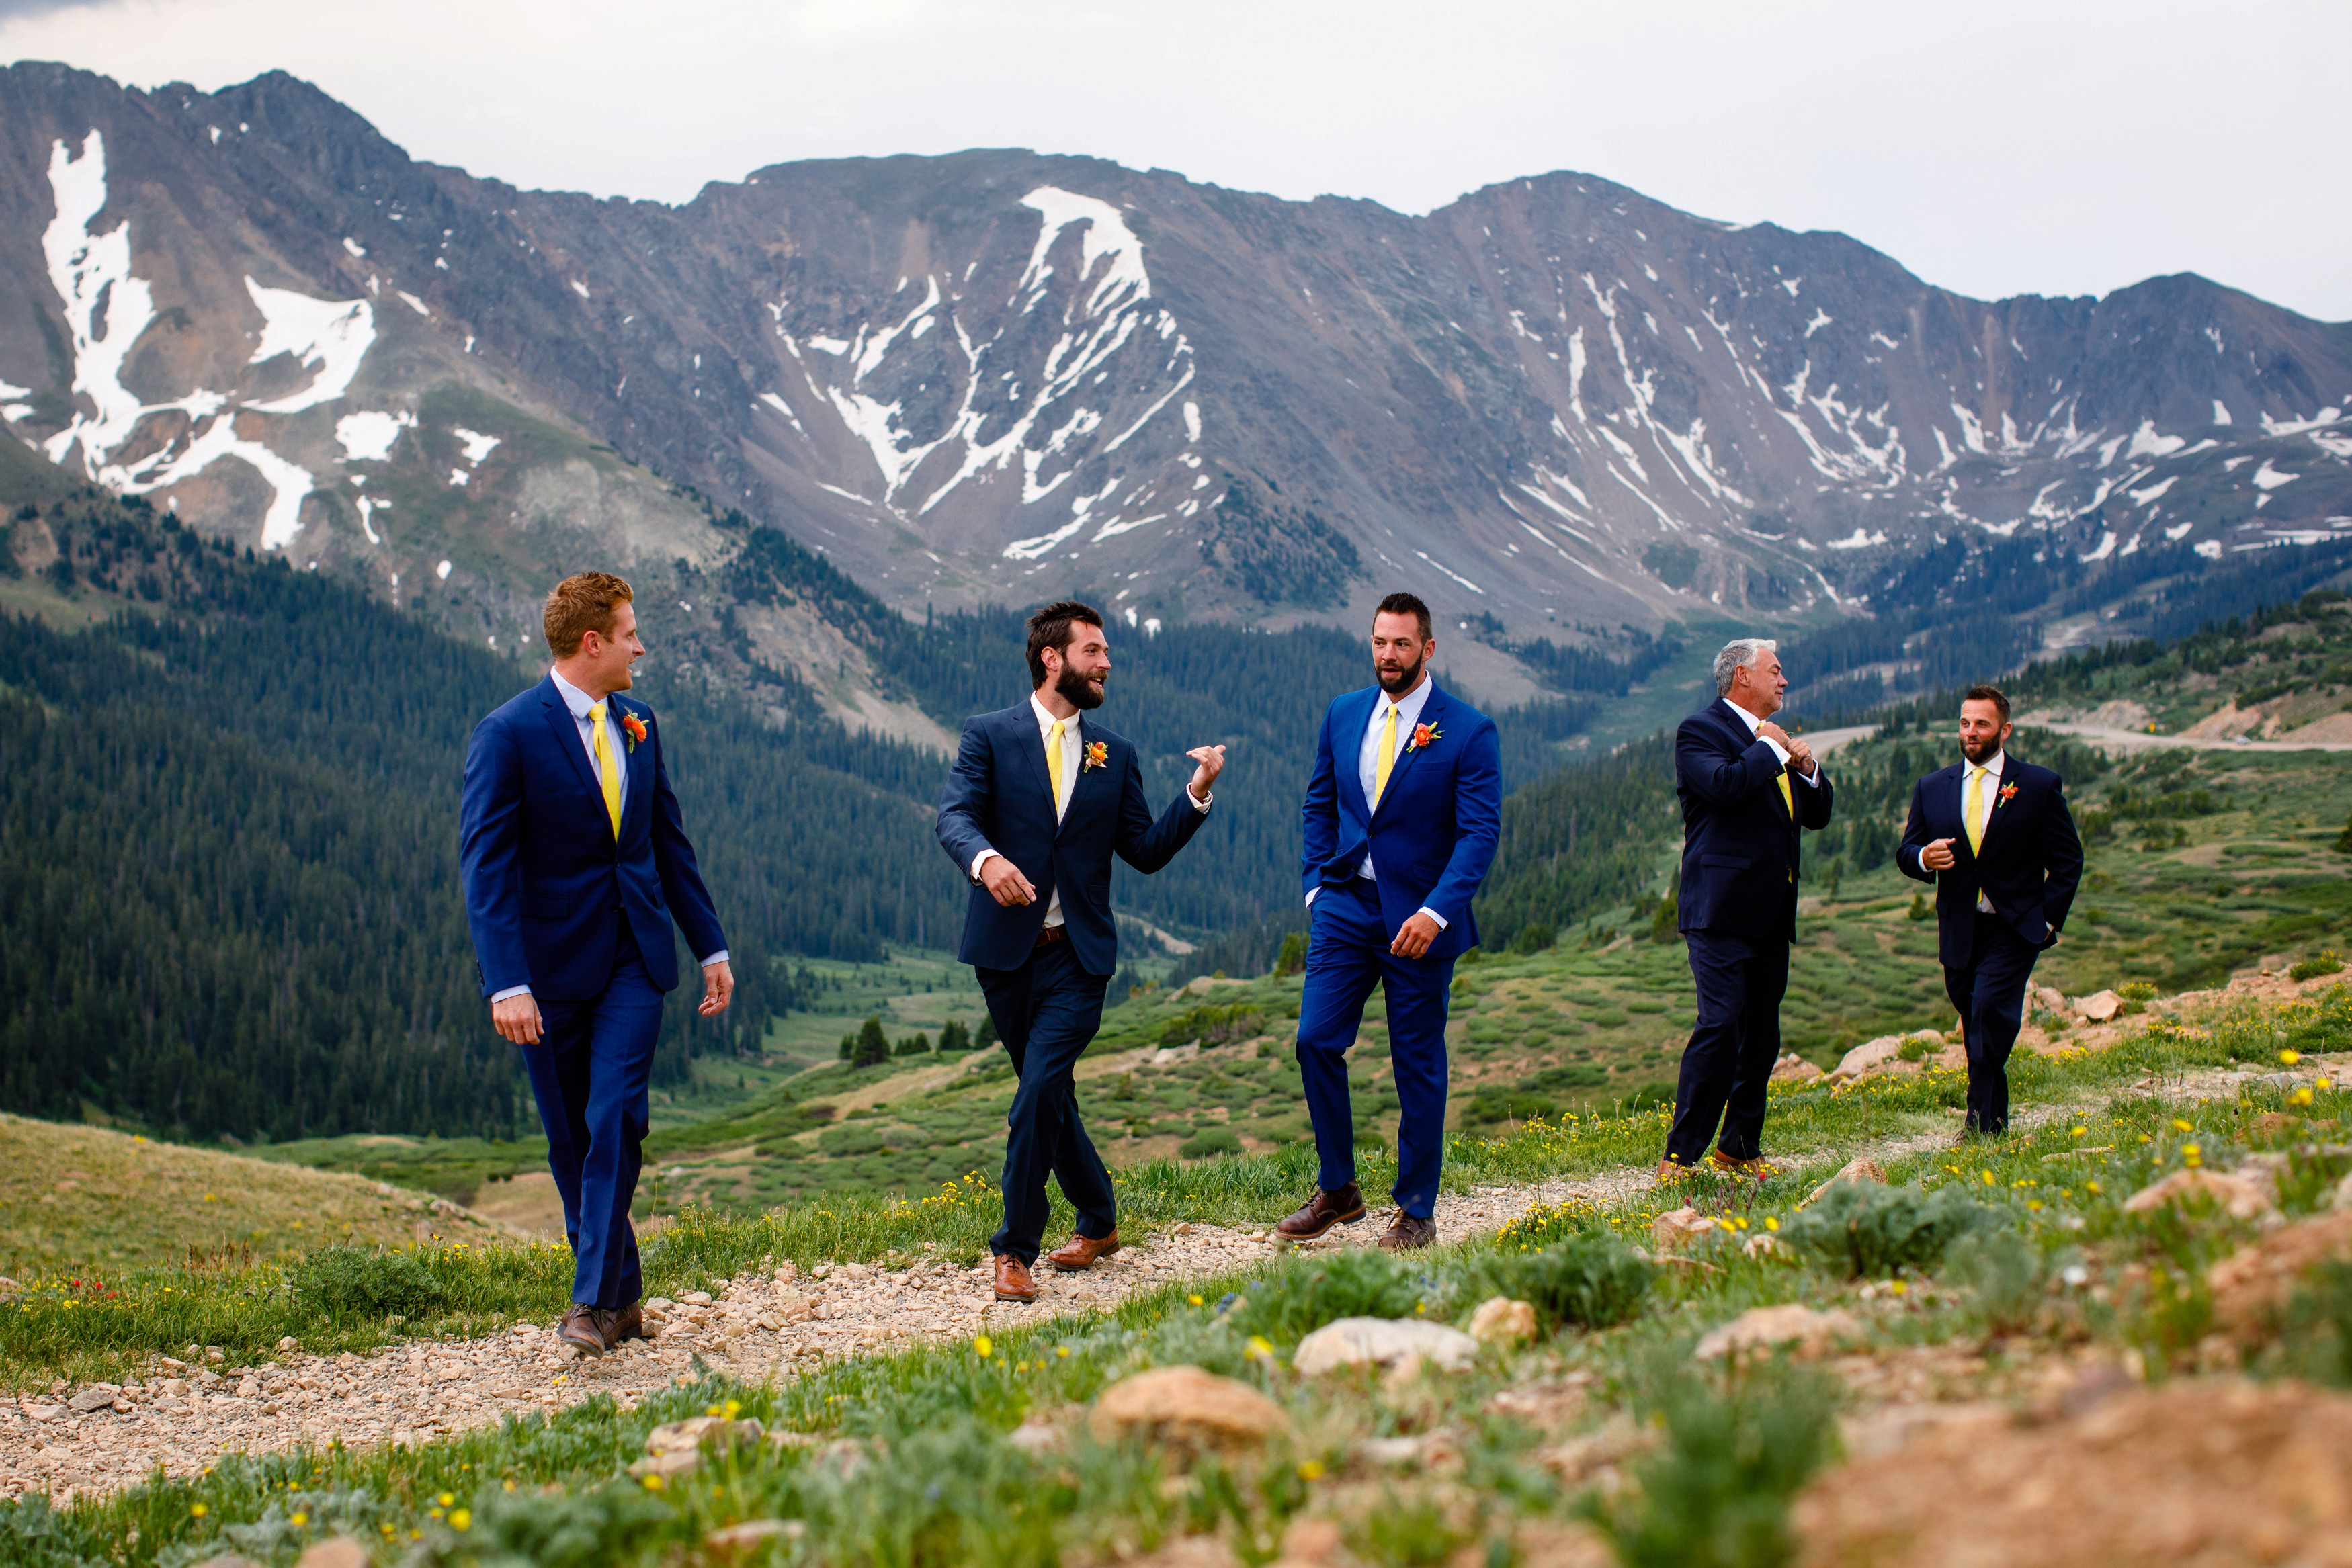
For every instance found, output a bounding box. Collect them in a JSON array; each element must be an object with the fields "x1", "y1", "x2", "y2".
[
  {"x1": 1304, "y1": 674, "x2": 1446, "y2": 930},
  {"x1": 970, "y1": 693, "x2": 1212, "y2": 929},
  {"x1": 491, "y1": 670, "x2": 725, "y2": 1004}
]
